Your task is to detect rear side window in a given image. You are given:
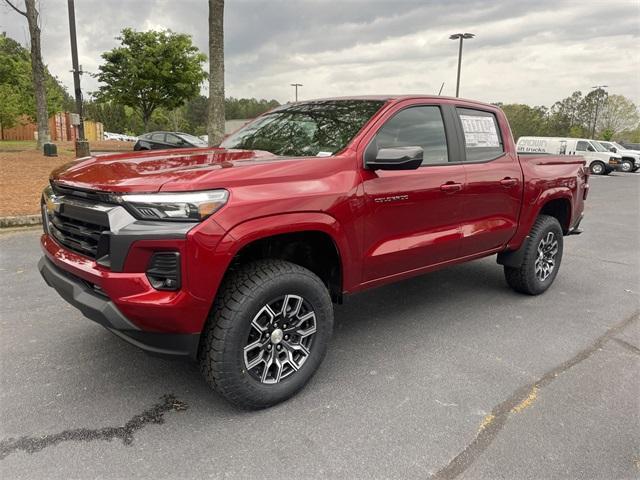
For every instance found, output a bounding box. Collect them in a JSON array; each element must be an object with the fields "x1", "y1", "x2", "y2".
[
  {"x1": 373, "y1": 106, "x2": 449, "y2": 165},
  {"x1": 151, "y1": 133, "x2": 165, "y2": 142},
  {"x1": 456, "y1": 108, "x2": 504, "y2": 162}
]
